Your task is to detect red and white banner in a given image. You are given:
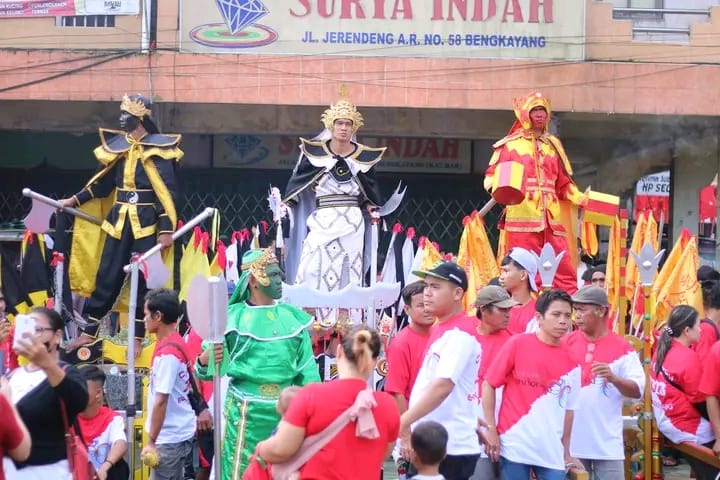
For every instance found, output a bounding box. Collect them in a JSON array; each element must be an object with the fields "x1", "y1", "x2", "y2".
[{"x1": 0, "y1": 0, "x2": 138, "y2": 18}]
